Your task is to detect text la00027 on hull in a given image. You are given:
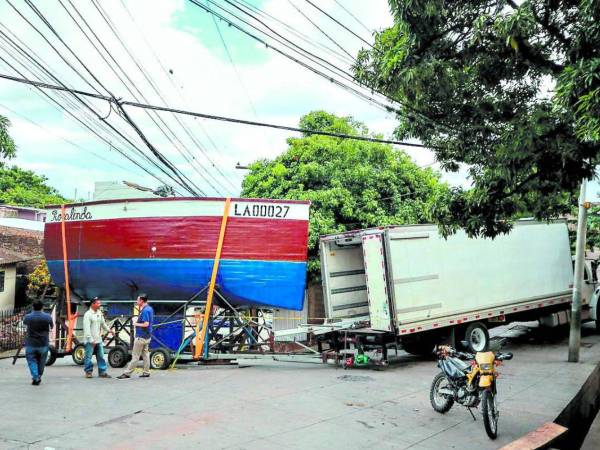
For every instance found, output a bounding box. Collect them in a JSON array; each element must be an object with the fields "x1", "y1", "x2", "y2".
[{"x1": 43, "y1": 197, "x2": 310, "y2": 310}]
